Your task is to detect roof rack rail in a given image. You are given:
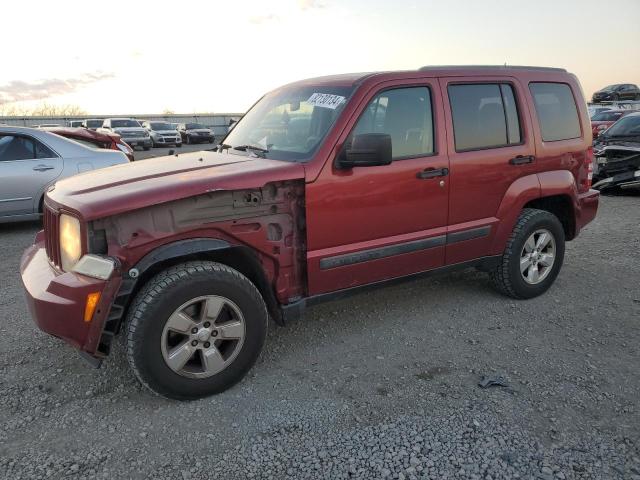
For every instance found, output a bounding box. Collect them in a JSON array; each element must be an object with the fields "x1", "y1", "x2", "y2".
[{"x1": 418, "y1": 65, "x2": 567, "y2": 72}]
